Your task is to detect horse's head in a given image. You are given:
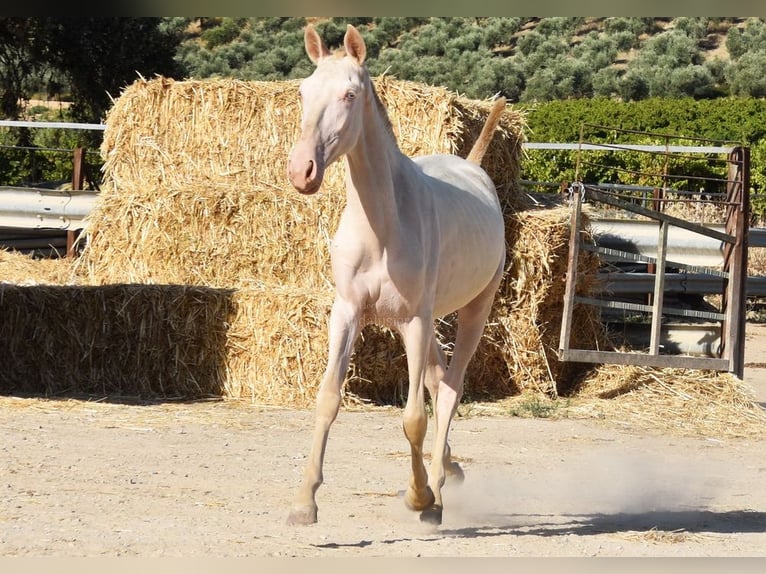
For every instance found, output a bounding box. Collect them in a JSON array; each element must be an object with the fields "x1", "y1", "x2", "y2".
[{"x1": 287, "y1": 24, "x2": 369, "y2": 195}]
